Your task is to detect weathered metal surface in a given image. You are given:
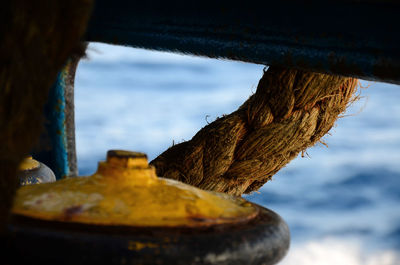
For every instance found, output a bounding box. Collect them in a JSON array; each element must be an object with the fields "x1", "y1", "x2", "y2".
[
  {"x1": 32, "y1": 59, "x2": 78, "y2": 180},
  {"x1": 17, "y1": 157, "x2": 56, "y2": 186},
  {"x1": 85, "y1": 0, "x2": 400, "y2": 84},
  {"x1": 9, "y1": 150, "x2": 290, "y2": 264},
  {"x1": 64, "y1": 58, "x2": 79, "y2": 177},
  {"x1": 12, "y1": 150, "x2": 257, "y2": 227}
]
